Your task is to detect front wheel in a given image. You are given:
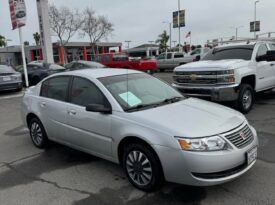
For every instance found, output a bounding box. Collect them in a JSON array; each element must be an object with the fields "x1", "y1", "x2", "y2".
[
  {"x1": 122, "y1": 143, "x2": 163, "y2": 192},
  {"x1": 236, "y1": 84, "x2": 255, "y2": 114}
]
